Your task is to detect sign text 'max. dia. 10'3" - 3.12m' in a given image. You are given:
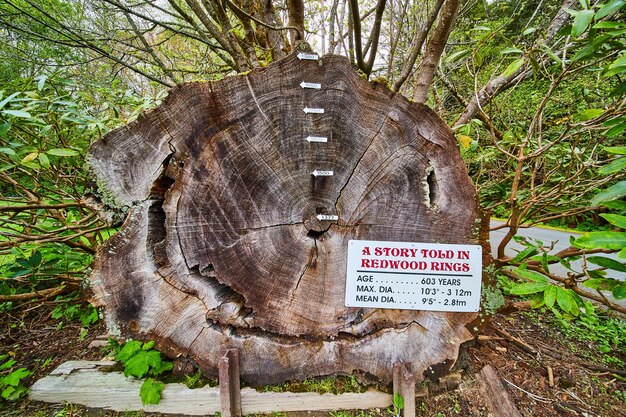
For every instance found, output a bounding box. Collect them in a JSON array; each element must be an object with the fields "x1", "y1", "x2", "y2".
[{"x1": 345, "y1": 240, "x2": 482, "y2": 312}]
